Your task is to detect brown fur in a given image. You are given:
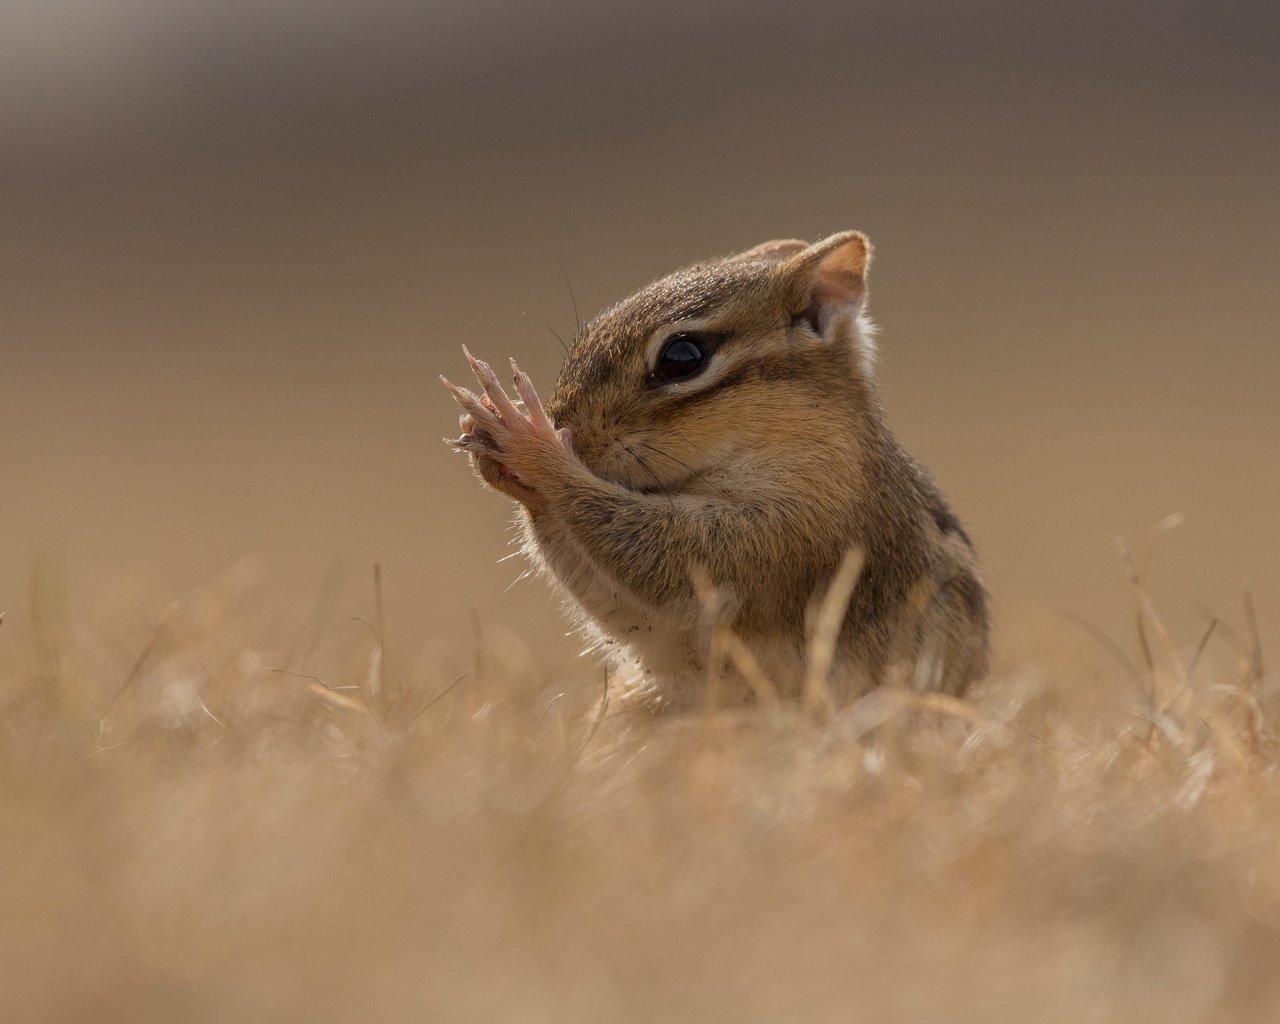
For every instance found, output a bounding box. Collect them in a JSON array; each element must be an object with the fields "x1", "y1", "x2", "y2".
[{"x1": 448, "y1": 232, "x2": 990, "y2": 706}]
